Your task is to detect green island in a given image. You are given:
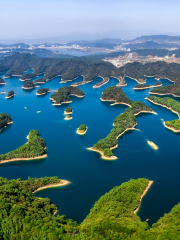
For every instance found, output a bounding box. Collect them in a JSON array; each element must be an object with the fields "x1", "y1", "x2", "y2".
[
  {"x1": 1, "y1": 177, "x2": 180, "y2": 239},
  {"x1": 152, "y1": 81, "x2": 162, "y2": 87},
  {"x1": 2, "y1": 53, "x2": 180, "y2": 87},
  {"x1": 76, "y1": 124, "x2": 87, "y2": 135},
  {"x1": 64, "y1": 107, "x2": 73, "y2": 114},
  {"x1": 150, "y1": 83, "x2": 180, "y2": 97},
  {"x1": 22, "y1": 80, "x2": 35, "y2": 89},
  {"x1": 89, "y1": 87, "x2": 154, "y2": 159},
  {"x1": 0, "y1": 77, "x2": 5, "y2": 84},
  {"x1": 0, "y1": 130, "x2": 47, "y2": 163},
  {"x1": 146, "y1": 95, "x2": 180, "y2": 132},
  {"x1": 51, "y1": 86, "x2": 85, "y2": 105},
  {"x1": 0, "y1": 113, "x2": 13, "y2": 131},
  {"x1": 5, "y1": 90, "x2": 15, "y2": 99},
  {"x1": 134, "y1": 83, "x2": 150, "y2": 90},
  {"x1": 36, "y1": 88, "x2": 50, "y2": 95}
]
